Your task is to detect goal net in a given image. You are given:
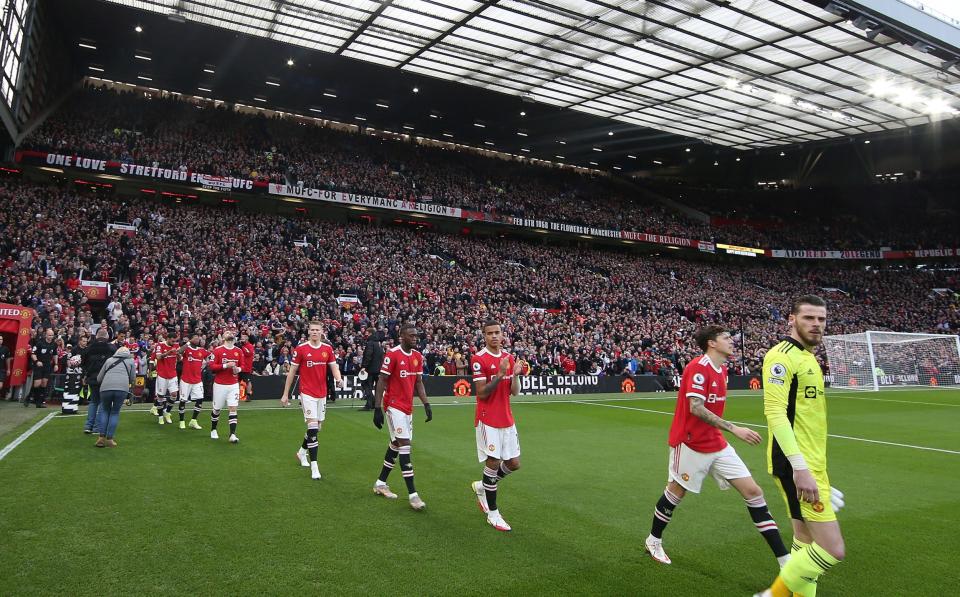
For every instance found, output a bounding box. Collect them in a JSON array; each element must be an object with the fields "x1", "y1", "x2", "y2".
[{"x1": 823, "y1": 331, "x2": 960, "y2": 391}]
